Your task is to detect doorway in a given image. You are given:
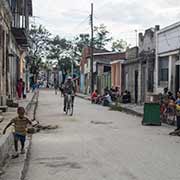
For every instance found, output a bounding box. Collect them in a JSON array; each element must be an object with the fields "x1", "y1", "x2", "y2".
[
  {"x1": 135, "y1": 70, "x2": 138, "y2": 103},
  {"x1": 176, "y1": 65, "x2": 180, "y2": 93}
]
